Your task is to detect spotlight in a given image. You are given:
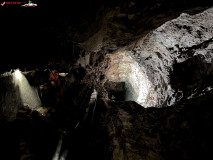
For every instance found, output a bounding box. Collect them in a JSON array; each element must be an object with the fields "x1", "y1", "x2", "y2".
[{"x1": 14, "y1": 69, "x2": 22, "y2": 80}]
